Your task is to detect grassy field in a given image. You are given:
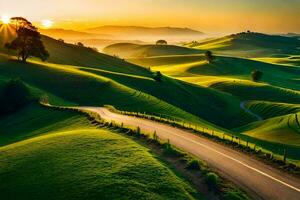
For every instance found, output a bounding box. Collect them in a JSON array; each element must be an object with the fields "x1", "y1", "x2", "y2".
[
  {"x1": 123, "y1": 33, "x2": 300, "y2": 158},
  {"x1": 0, "y1": 104, "x2": 199, "y2": 200},
  {"x1": 103, "y1": 43, "x2": 203, "y2": 58},
  {"x1": 1, "y1": 30, "x2": 300, "y2": 160},
  {"x1": 184, "y1": 32, "x2": 300, "y2": 58}
]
